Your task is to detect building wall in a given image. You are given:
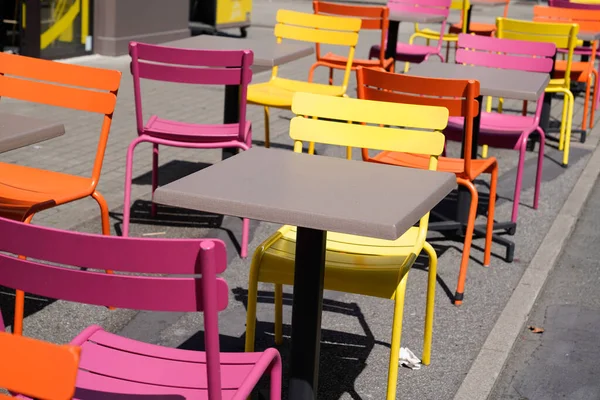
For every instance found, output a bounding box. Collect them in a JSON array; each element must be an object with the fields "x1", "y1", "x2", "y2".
[{"x1": 93, "y1": 0, "x2": 190, "y2": 56}]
